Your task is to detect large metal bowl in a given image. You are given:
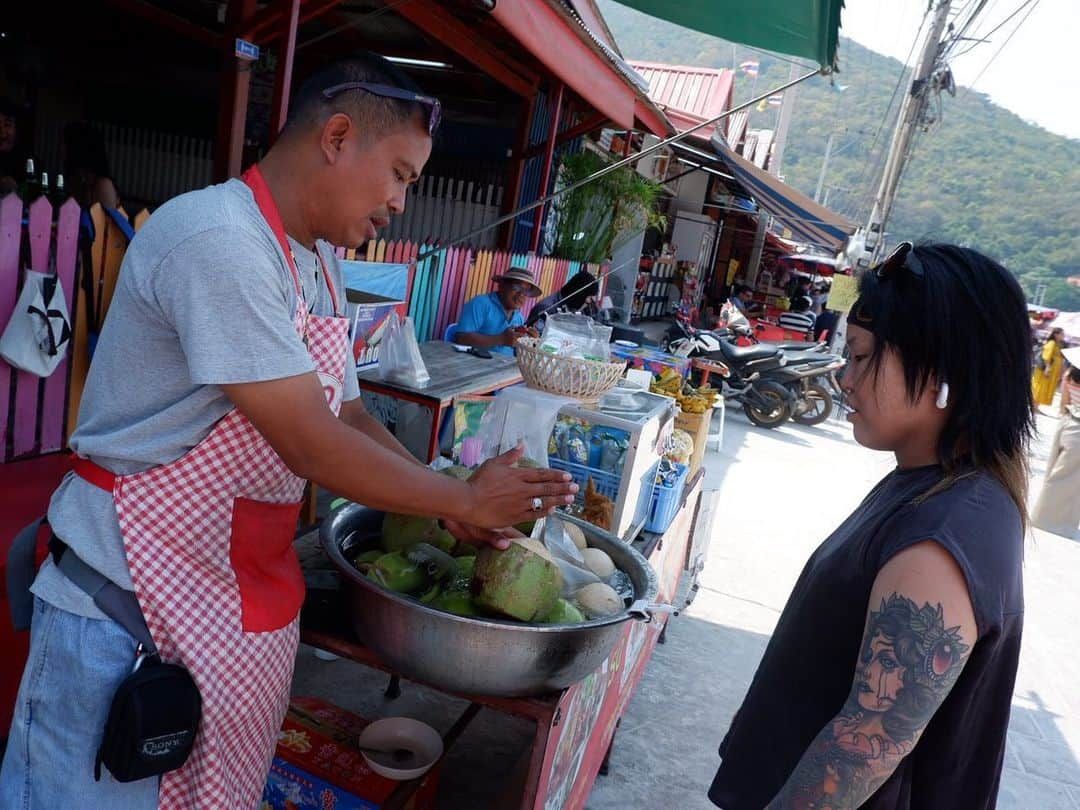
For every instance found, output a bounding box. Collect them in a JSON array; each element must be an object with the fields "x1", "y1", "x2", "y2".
[{"x1": 319, "y1": 505, "x2": 659, "y2": 697}]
